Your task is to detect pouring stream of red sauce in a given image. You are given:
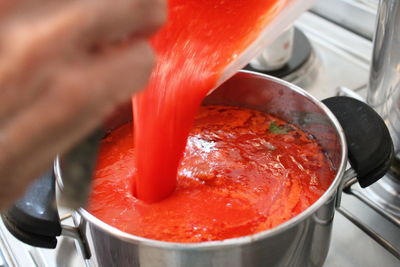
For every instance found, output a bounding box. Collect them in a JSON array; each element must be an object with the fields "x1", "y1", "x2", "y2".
[{"x1": 132, "y1": 0, "x2": 289, "y2": 202}]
